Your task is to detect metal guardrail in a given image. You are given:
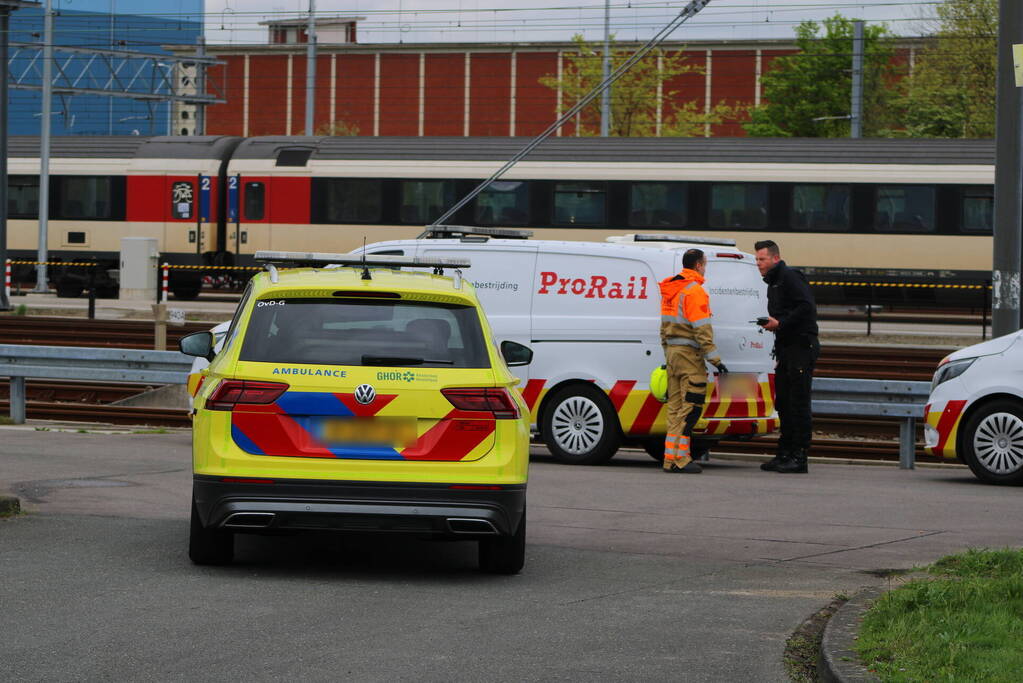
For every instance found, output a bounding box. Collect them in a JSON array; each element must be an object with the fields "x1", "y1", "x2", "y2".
[
  {"x1": 0, "y1": 344, "x2": 192, "y2": 424},
  {"x1": 812, "y1": 378, "x2": 931, "y2": 469},
  {"x1": 0, "y1": 343, "x2": 934, "y2": 469}
]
